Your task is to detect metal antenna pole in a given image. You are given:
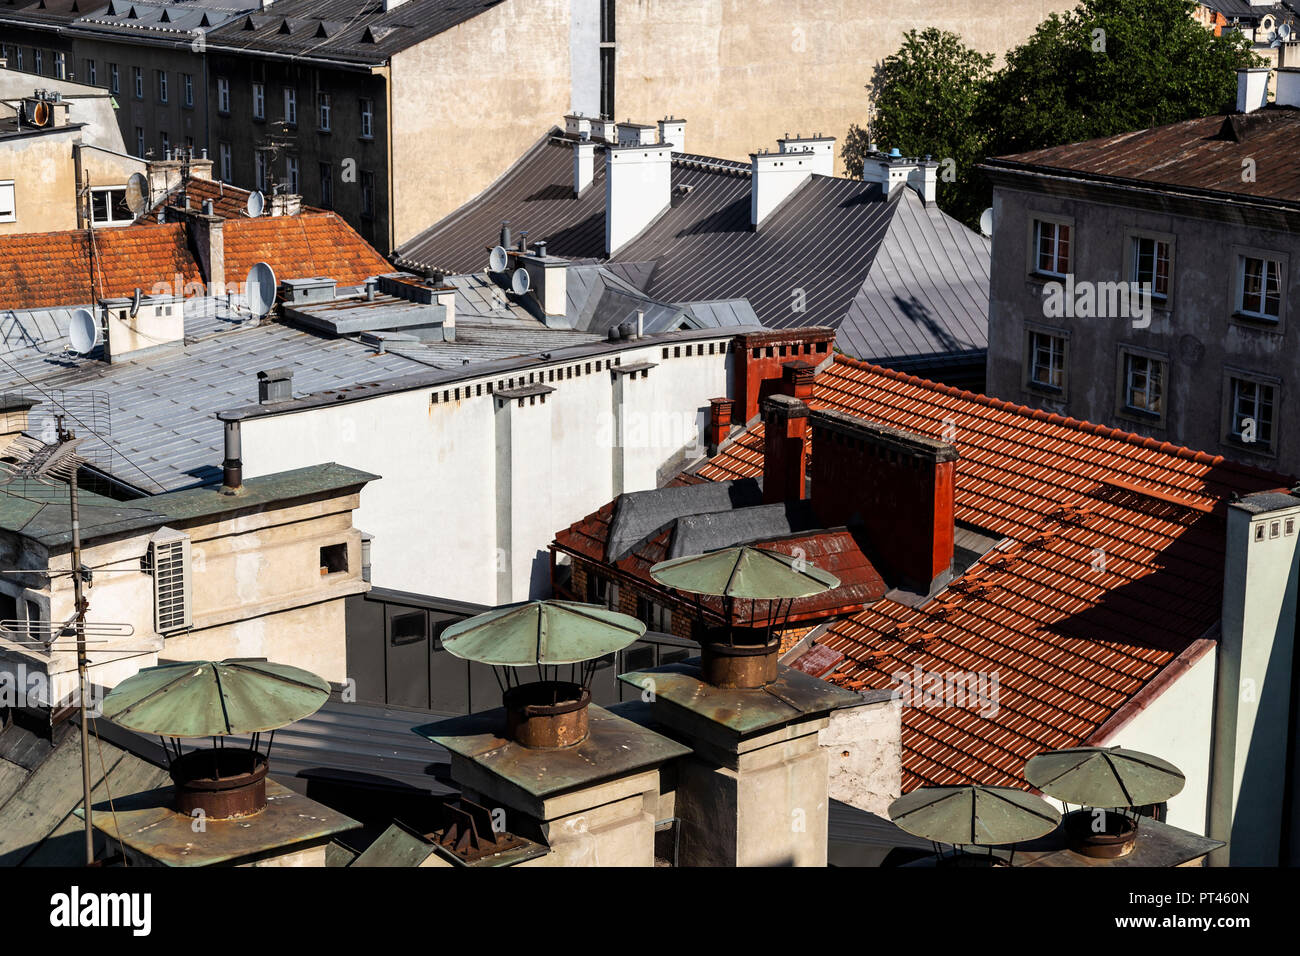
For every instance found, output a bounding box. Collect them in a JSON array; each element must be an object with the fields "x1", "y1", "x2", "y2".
[{"x1": 59, "y1": 415, "x2": 95, "y2": 865}]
